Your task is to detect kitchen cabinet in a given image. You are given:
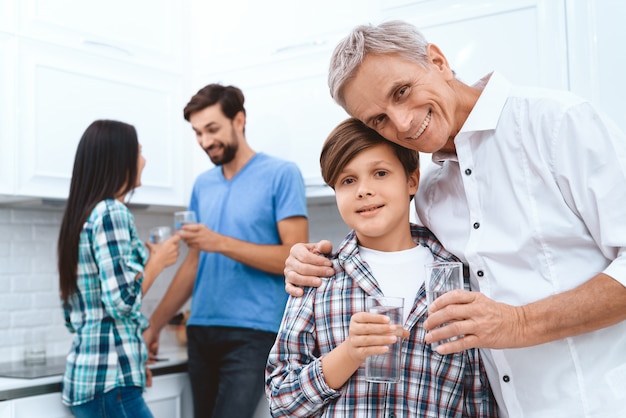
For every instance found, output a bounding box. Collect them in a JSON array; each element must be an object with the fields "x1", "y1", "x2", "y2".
[
  {"x1": 190, "y1": 0, "x2": 377, "y2": 73},
  {"x1": 15, "y1": 0, "x2": 184, "y2": 72},
  {"x1": 10, "y1": 392, "x2": 71, "y2": 418},
  {"x1": 0, "y1": 33, "x2": 16, "y2": 196},
  {"x1": 566, "y1": 0, "x2": 626, "y2": 133},
  {"x1": 0, "y1": 1, "x2": 190, "y2": 208},
  {"x1": 144, "y1": 372, "x2": 193, "y2": 418},
  {"x1": 12, "y1": 38, "x2": 187, "y2": 206},
  {"x1": 0, "y1": 0, "x2": 15, "y2": 33},
  {"x1": 0, "y1": 402, "x2": 12, "y2": 418},
  {"x1": 3, "y1": 372, "x2": 192, "y2": 418}
]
